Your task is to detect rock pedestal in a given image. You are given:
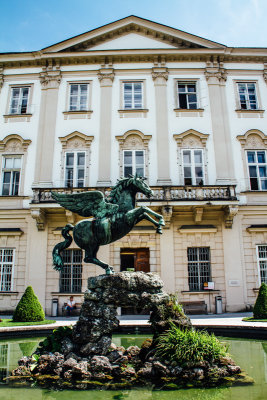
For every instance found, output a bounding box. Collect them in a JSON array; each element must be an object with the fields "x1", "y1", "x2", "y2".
[{"x1": 72, "y1": 271, "x2": 169, "y2": 356}]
